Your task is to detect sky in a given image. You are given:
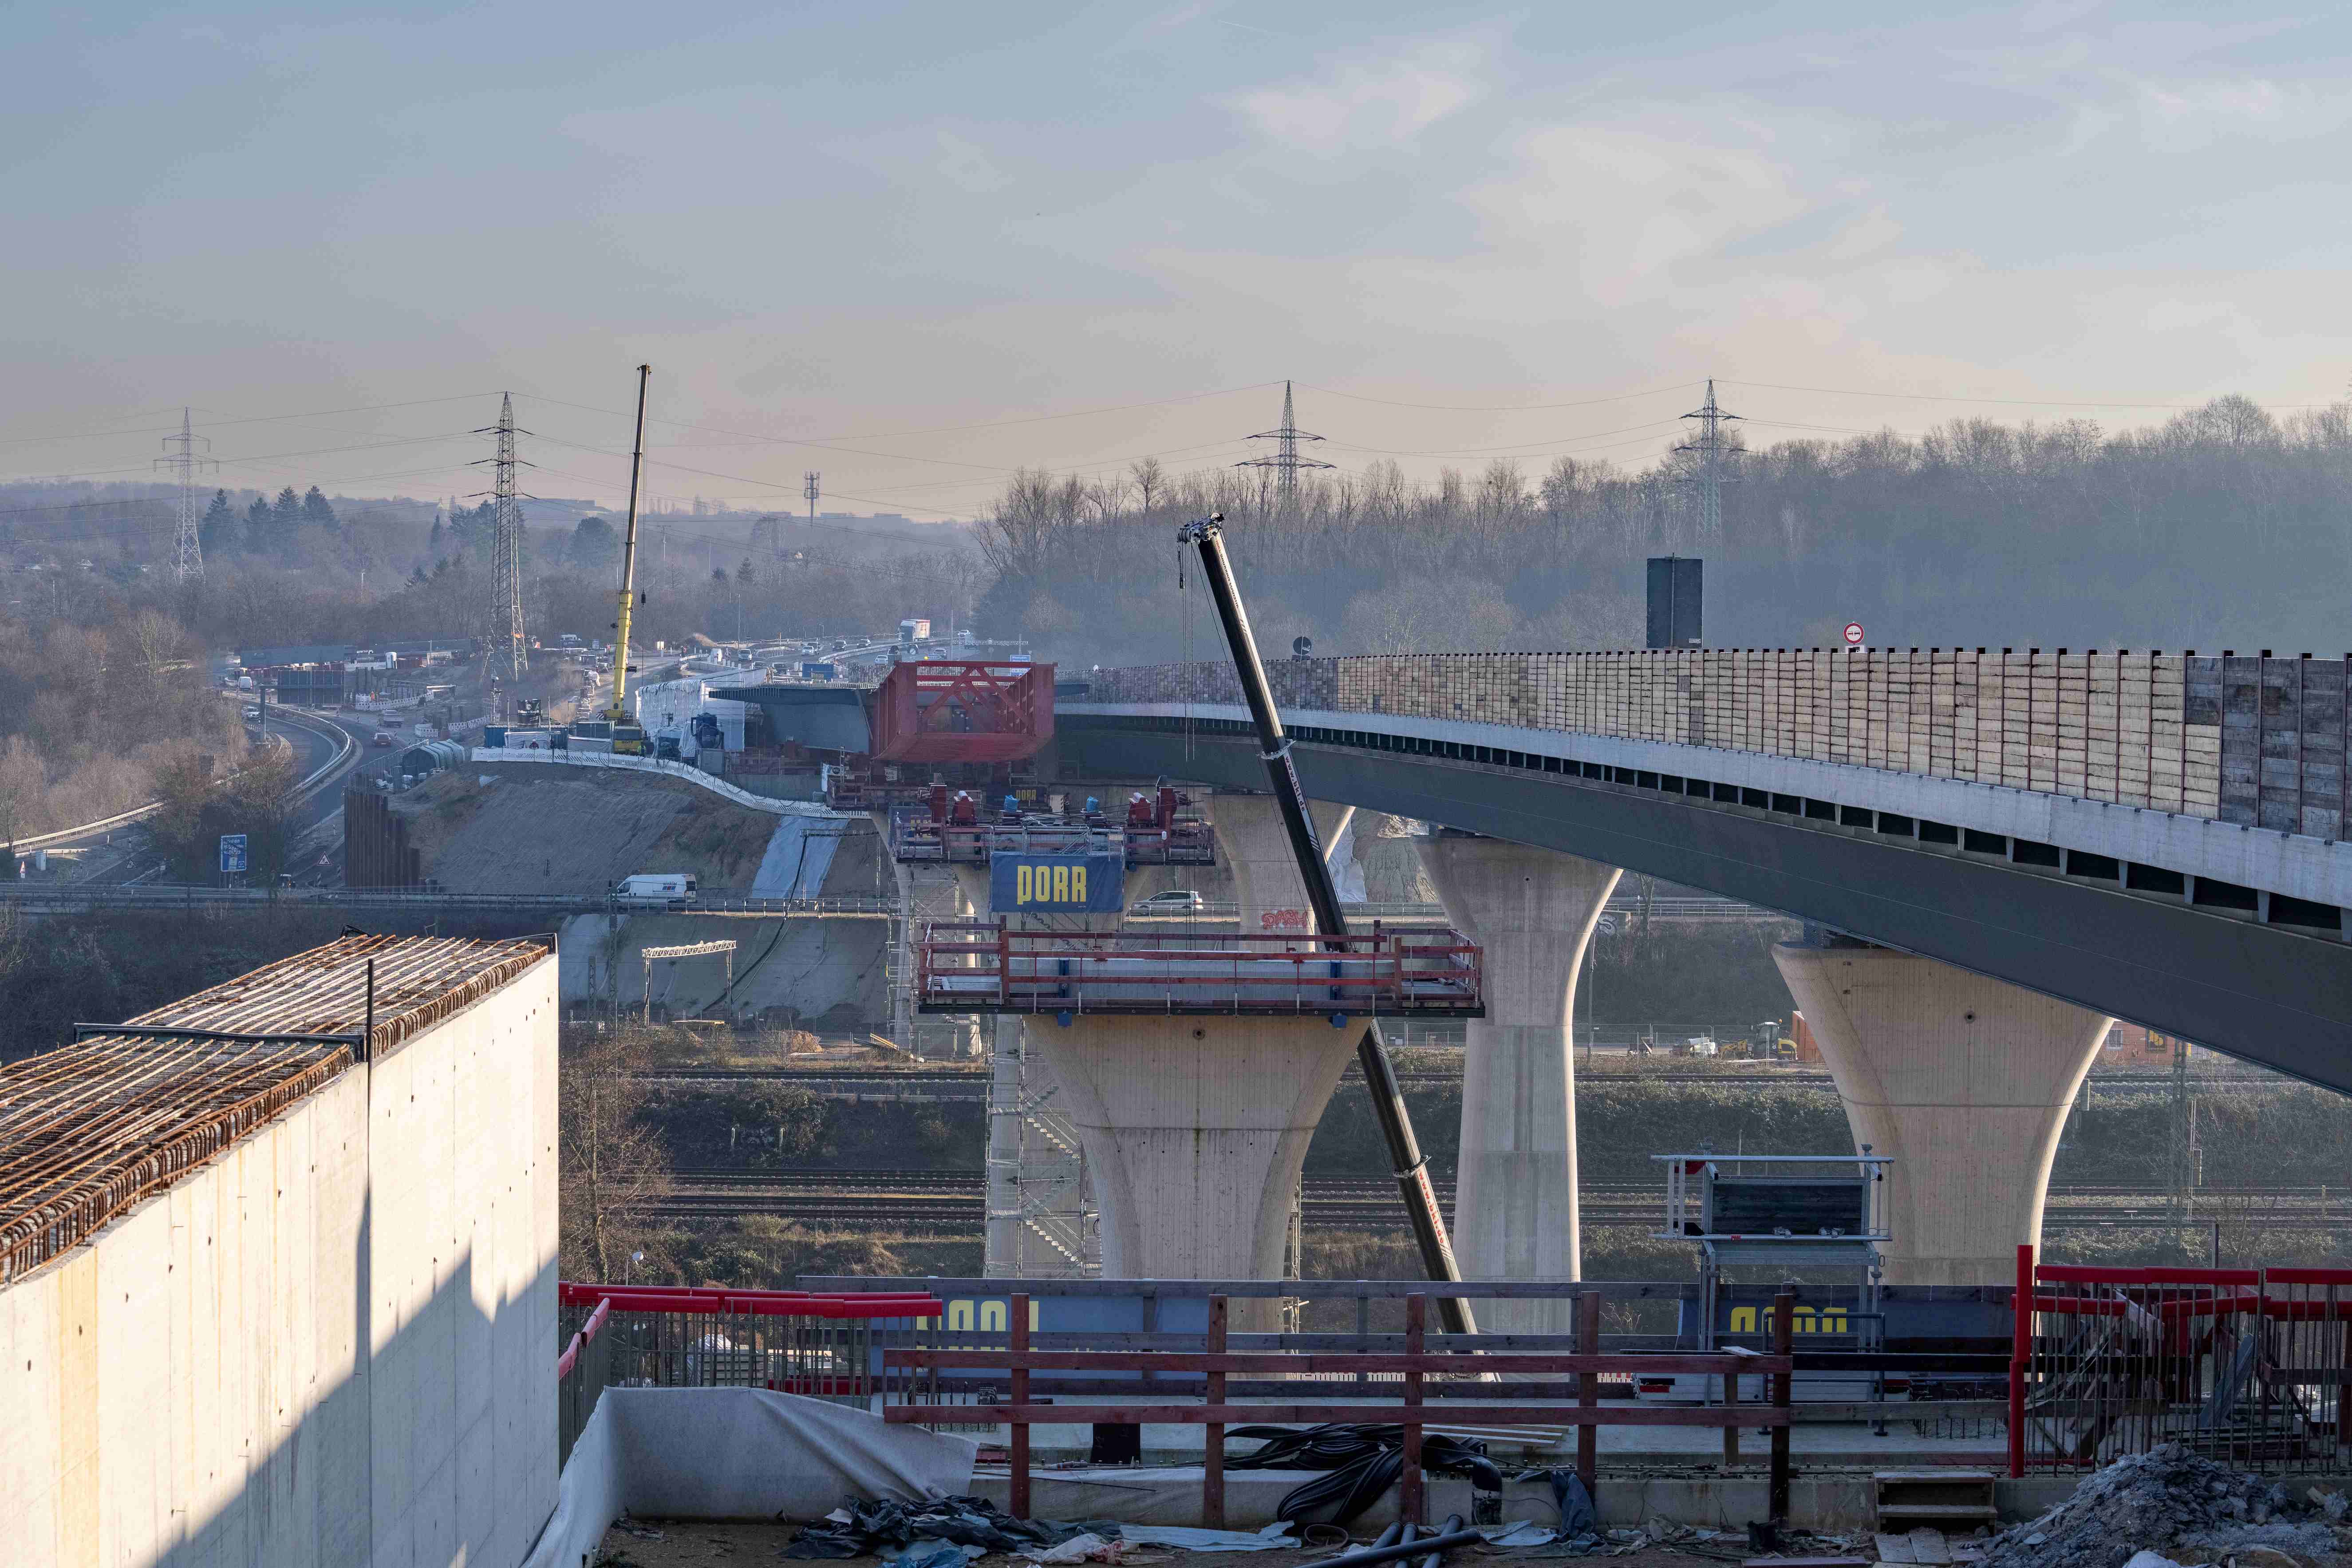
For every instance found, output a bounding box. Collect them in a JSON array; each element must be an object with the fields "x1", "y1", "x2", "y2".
[{"x1": 6, "y1": 0, "x2": 2352, "y2": 519}]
